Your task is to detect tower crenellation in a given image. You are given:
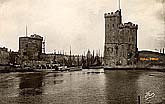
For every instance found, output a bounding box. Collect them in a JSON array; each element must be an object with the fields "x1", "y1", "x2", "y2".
[
  {"x1": 119, "y1": 23, "x2": 138, "y2": 29},
  {"x1": 104, "y1": 10, "x2": 121, "y2": 18},
  {"x1": 123, "y1": 22, "x2": 138, "y2": 29}
]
